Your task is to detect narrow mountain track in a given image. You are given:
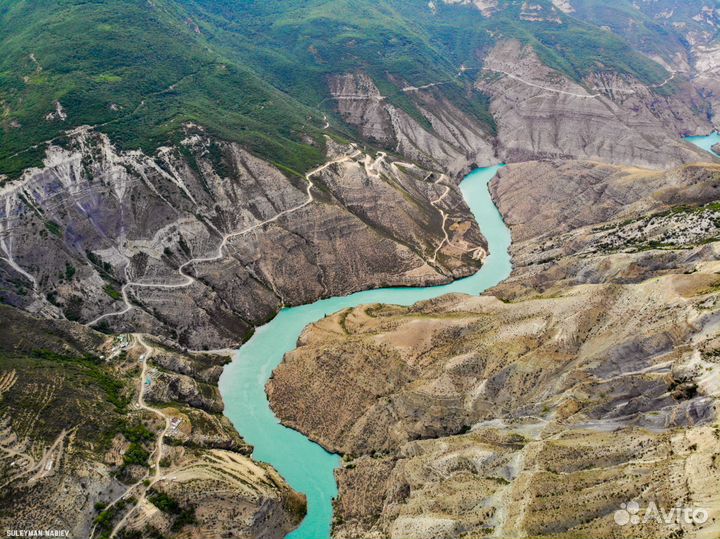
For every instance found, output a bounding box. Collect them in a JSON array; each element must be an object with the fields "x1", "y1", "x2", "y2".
[
  {"x1": 1, "y1": 142, "x2": 470, "y2": 329},
  {"x1": 429, "y1": 175, "x2": 451, "y2": 263},
  {"x1": 106, "y1": 335, "x2": 173, "y2": 538},
  {"x1": 87, "y1": 148, "x2": 362, "y2": 327},
  {"x1": 484, "y1": 66, "x2": 678, "y2": 98},
  {"x1": 482, "y1": 67, "x2": 602, "y2": 98},
  {"x1": 87, "y1": 335, "x2": 173, "y2": 539}
]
